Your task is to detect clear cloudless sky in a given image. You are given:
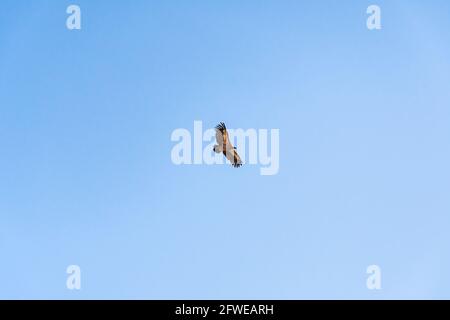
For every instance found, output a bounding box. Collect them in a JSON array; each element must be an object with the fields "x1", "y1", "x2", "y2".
[{"x1": 1, "y1": 0, "x2": 449, "y2": 299}]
